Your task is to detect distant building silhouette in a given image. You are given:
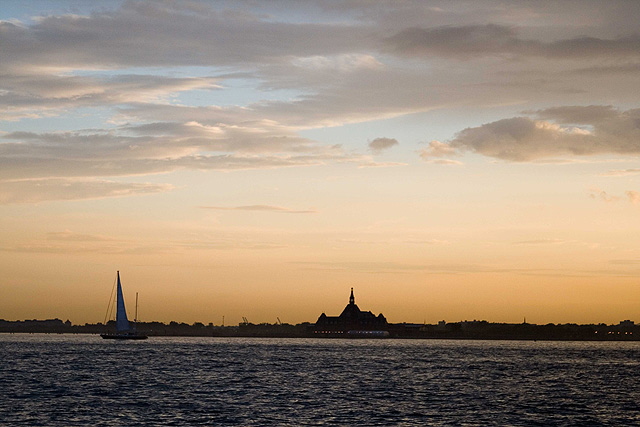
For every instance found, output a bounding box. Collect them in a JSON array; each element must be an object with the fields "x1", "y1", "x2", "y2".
[{"x1": 314, "y1": 288, "x2": 388, "y2": 335}]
